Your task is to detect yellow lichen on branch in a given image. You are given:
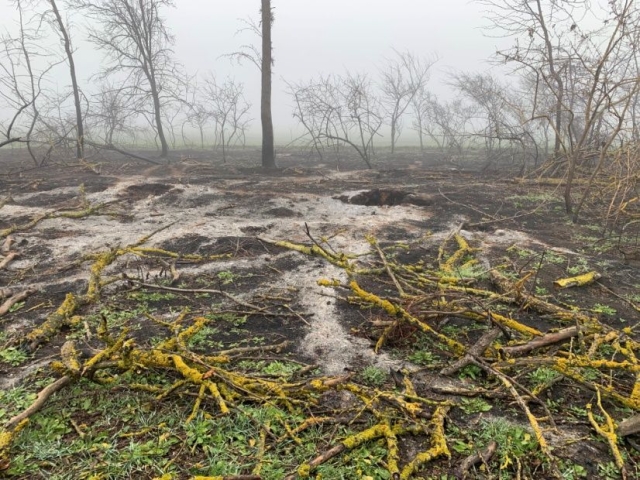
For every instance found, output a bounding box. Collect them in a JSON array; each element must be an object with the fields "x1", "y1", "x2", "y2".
[
  {"x1": 25, "y1": 293, "x2": 80, "y2": 350},
  {"x1": 349, "y1": 280, "x2": 466, "y2": 355},
  {"x1": 86, "y1": 248, "x2": 119, "y2": 300},
  {"x1": 588, "y1": 389, "x2": 626, "y2": 473},
  {"x1": 440, "y1": 234, "x2": 476, "y2": 275},
  {"x1": 400, "y1": 405, "x2": 450, "y2": 479},
  {"x1": 128, "y1": 246, "x2": 230, "y2": 262},
  {"x1": 317, "y1": 278, "x2": 341, "y2": 287},
  {"x1": 274, "y1": 240, "x2": 352, "y2": 269},
  {"x1": 554, "y1": 271, "x2": 602, "y2": 289},
  {"x1": 0, "y1": 419, "x2": 29, "y2": 470},
  {"x1": 0, "y1": 202, "x2": 116, "y2": 239}
]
